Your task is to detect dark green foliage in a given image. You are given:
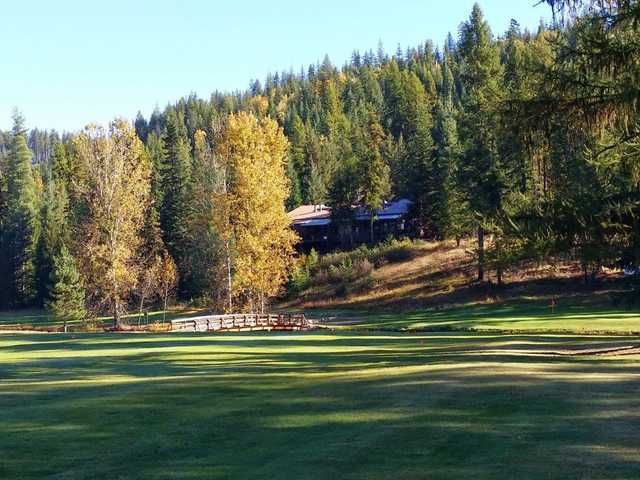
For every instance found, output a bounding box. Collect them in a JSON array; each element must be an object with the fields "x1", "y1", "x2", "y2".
[
  {"x1": 45, "y1": 244, "x2": 86, "y2": 323},
  {"x1": 457, "y1": 4, "x2": 506, "y2": 280},
  {"x1": 329, "y1": 157, "x2": 360, "y2": 247},
  {"x1": 35, "y1": 180, "x2": 70, "y2": 305},
  {"x1": 3, "y1": 1, "x2": 639, "y2": 308},
  {"x1": 425, "y1": 61, "x2": 462, "y2": 240},
  {"x1": 360, "y1": 120, "x2": 391, "y2": 242},
  {"x1": 159, "y1": 110, "x2": 193, "y2": 294},
  {"x1": 500, "y1": 0, "x2": 640, "y2": 281},
  {"x1": 0, "y1": 113, "x2": 40, "y2": 307}
]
